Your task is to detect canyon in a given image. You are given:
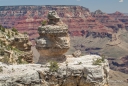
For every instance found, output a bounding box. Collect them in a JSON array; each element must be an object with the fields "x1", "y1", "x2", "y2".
[
  {"x1": 0, "y1": 11, "x2": 110, "y2": 86},
  {"x1": 0, "y1": 5, "x2": 128, "y2": 74}
]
